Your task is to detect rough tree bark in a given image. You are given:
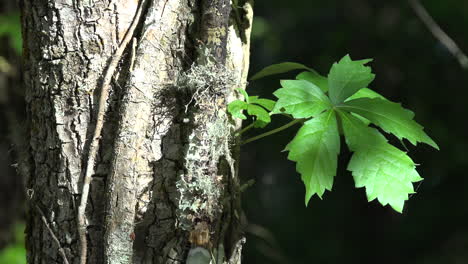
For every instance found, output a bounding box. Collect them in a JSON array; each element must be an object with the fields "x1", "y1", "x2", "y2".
[{"x1": 20, "y1": 0, "x2": 253, "y2": 263}]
